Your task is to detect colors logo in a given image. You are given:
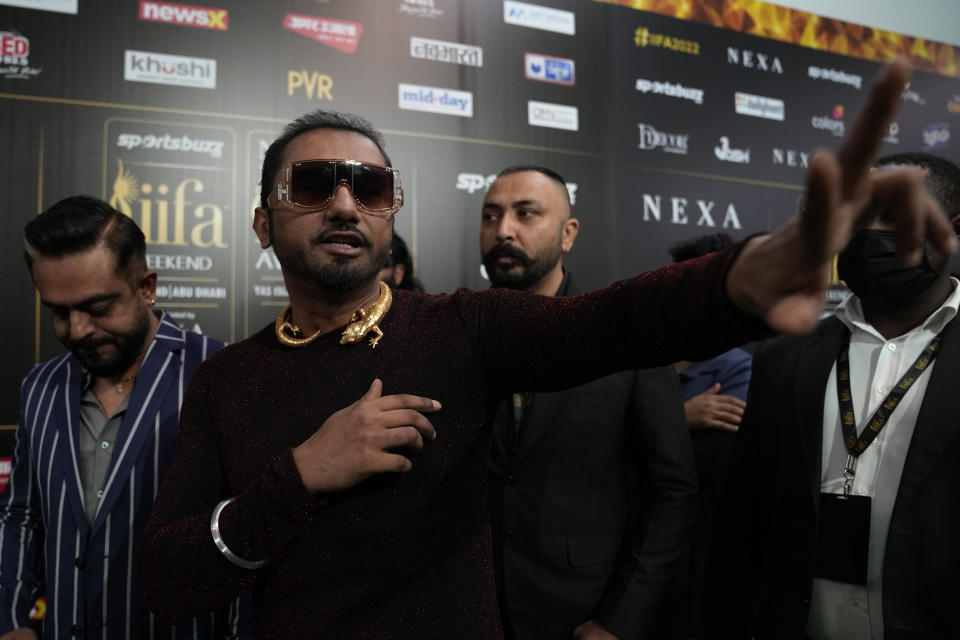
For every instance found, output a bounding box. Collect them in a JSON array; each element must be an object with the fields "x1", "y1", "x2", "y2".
[
  {"x1": 284, "y1": 14, "x2": 363, "y2": 54},
  {"x1": 139, "y1": 1, "x2": 228, "y2": 30},
  {"x1": 524, "y1": 53, "x2": 574, "y2": 86},
  {"x1": 811, "y1": 105, "x2": 845, "y2": 136}
]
